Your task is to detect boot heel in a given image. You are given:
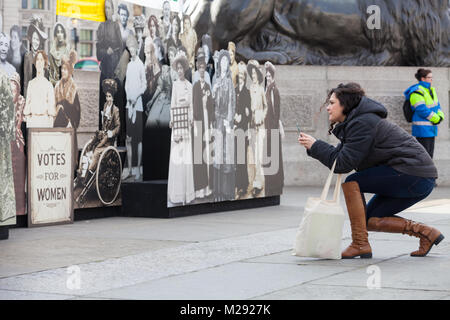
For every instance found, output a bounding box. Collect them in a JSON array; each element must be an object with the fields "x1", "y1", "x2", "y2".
[
  {"x1": 360, "y1": 252, "x2": 372, "y2": 259},
  {"x1": 434, "y1": 234, "x2": 445, "y2": 246}
]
